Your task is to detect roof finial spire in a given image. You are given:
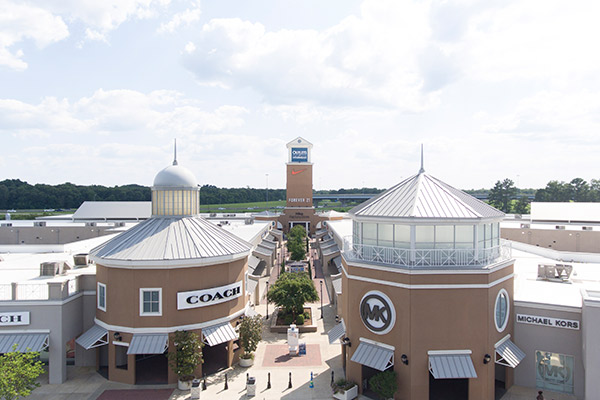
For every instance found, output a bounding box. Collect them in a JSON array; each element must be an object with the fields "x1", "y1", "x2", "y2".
[
  {"x1": 419, "y1": 143, "x2": 425, "y2": 174},
  {"x1": 173, "y1": 138, "x2": 178, "y2": 166}
]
